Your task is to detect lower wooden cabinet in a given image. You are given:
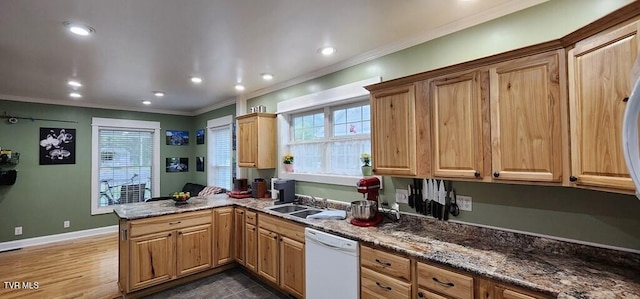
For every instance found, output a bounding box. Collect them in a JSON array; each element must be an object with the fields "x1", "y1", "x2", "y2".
[
  {"x1": 279, "y1": 236, "x2": 305, "y2": 297},
  {"x1": 361, "y1": 266, "x2": 411, "y2": 299},
  {"x1": 416, "y1": 262, "x2": 474, "y2": 299},
  {"x1": 234, "y1": 208, "x2": 245, "y2": 265},
  {"x1": 360, "y1": 245, "x2": 412, "y2": 299},
  {"x1": 257, "y1": 227, "x2": 279, "y2": 284},
  {"x1": 214, "y1": 207, "x2": 233, "y2": 265},
  {"x1": 128, "y1": 231, "x2": 175, "y2": 291},
  {"x1": 176, "y1": 224, "x2": 212, "y2": 277},
  {"x1": 245, "y1": 223, "x2": 258, "y2": 272}
]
